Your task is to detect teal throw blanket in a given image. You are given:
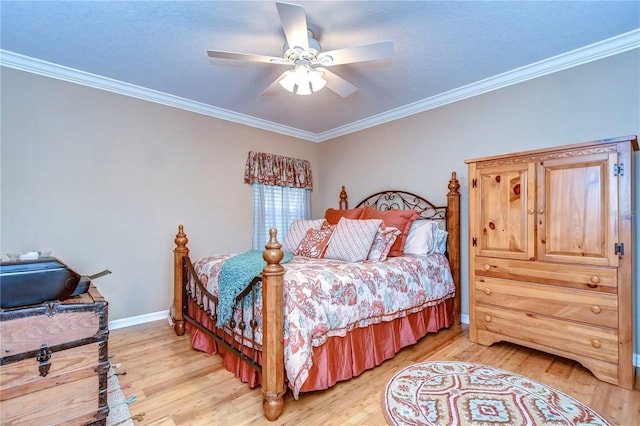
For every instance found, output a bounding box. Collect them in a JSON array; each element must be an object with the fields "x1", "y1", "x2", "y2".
[{"x1": 217, "y1": 250, "x2": 293, "y2": 327}]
